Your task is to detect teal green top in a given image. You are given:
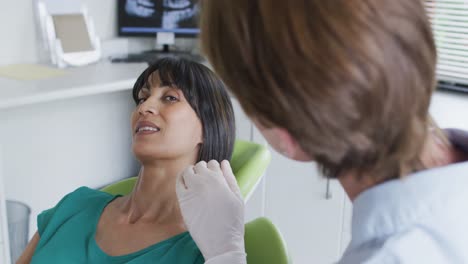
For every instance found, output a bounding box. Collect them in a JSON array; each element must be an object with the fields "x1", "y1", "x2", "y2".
[{"x1": 31, "y1": 187, "x2": 204, "y2": 264}]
